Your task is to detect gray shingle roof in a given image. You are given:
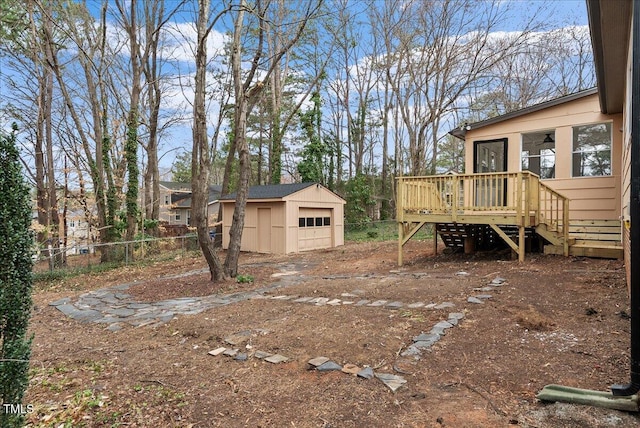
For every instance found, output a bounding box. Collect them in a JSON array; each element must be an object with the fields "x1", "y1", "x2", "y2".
[{"x1": 220, "y1": 182, "x2": 316, "y2": 200}]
